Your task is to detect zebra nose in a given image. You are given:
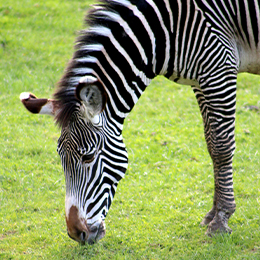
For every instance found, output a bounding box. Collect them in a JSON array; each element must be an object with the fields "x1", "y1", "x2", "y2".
[
  {"x1": 67, "y1": 222, "x2": 105, "y2": 245},
  {"x1": 65, "y1": 205, "x2": 106, "y2": 244}
]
